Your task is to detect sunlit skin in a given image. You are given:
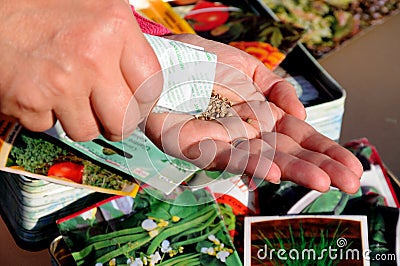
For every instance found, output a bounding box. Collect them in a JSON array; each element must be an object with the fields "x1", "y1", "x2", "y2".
[
  {"x1": 0, "y1": 0, "x2": 162, "y2": 141},
  {"x1": 142, "y1": 34, "x2": 362, "y2": 194}
]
